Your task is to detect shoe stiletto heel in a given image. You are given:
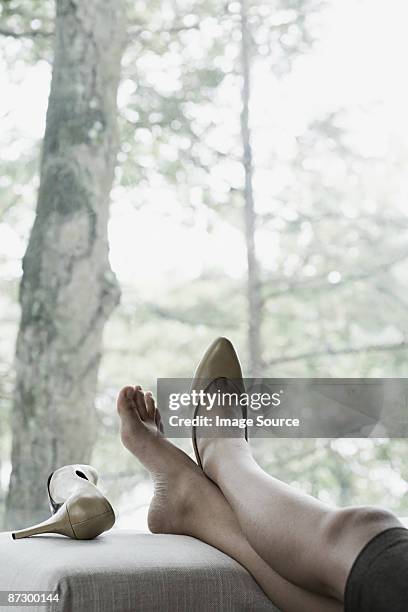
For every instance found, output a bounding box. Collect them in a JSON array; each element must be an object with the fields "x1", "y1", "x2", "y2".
[{"x1": 12, "y1": 464, "x2": 115, "y2": 540}]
